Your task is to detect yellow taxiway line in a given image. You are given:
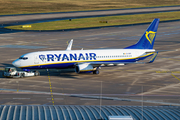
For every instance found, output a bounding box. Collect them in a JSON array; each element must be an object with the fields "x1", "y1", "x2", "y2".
[{"x1": 171, "y1": 73, "x2": 180, "y2": 82}]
